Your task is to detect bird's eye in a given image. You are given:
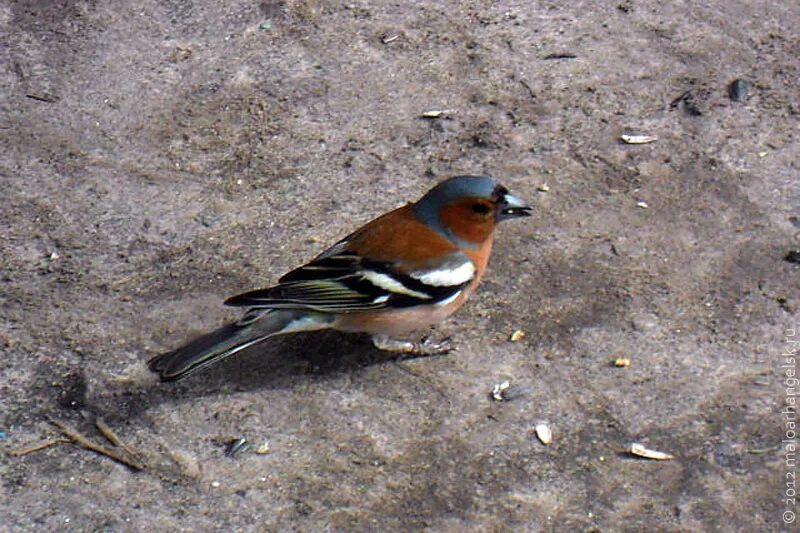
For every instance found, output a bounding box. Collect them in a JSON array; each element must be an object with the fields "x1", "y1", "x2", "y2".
[{"x1": 471, "y1": 202, "x2": 490, "y2": 214}]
